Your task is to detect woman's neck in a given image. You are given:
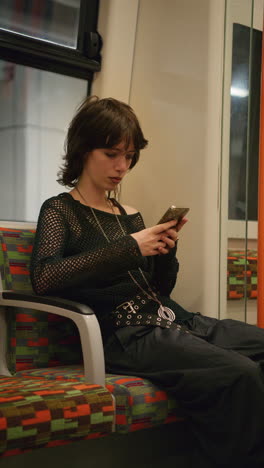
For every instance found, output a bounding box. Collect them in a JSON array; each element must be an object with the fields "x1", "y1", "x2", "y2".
[
  {"x1": 75, "y1": 186, "x2": 107, "y2": 207},
  {"x1": 70, "y1": 179, "x2": 114, "y2": 212}
]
